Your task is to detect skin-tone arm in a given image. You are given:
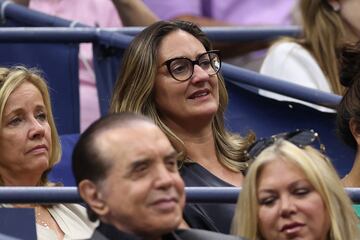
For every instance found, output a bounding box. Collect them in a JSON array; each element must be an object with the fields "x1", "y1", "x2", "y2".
[
  {"x1": 10, "y1": 0, "x2": 30, "y2": 6},
  {"x1": 173, "y1": 14, "x2": 231, "y2": 27},
  {"x1": 12, "y1": 0, "x2": 158, "y2": 26},
  {"x1": 173, "y1": 14, "x2": 271, "y2": 58},
  {"x1": 111, "y1": 0, "x2": 159, "y2": 26}
]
